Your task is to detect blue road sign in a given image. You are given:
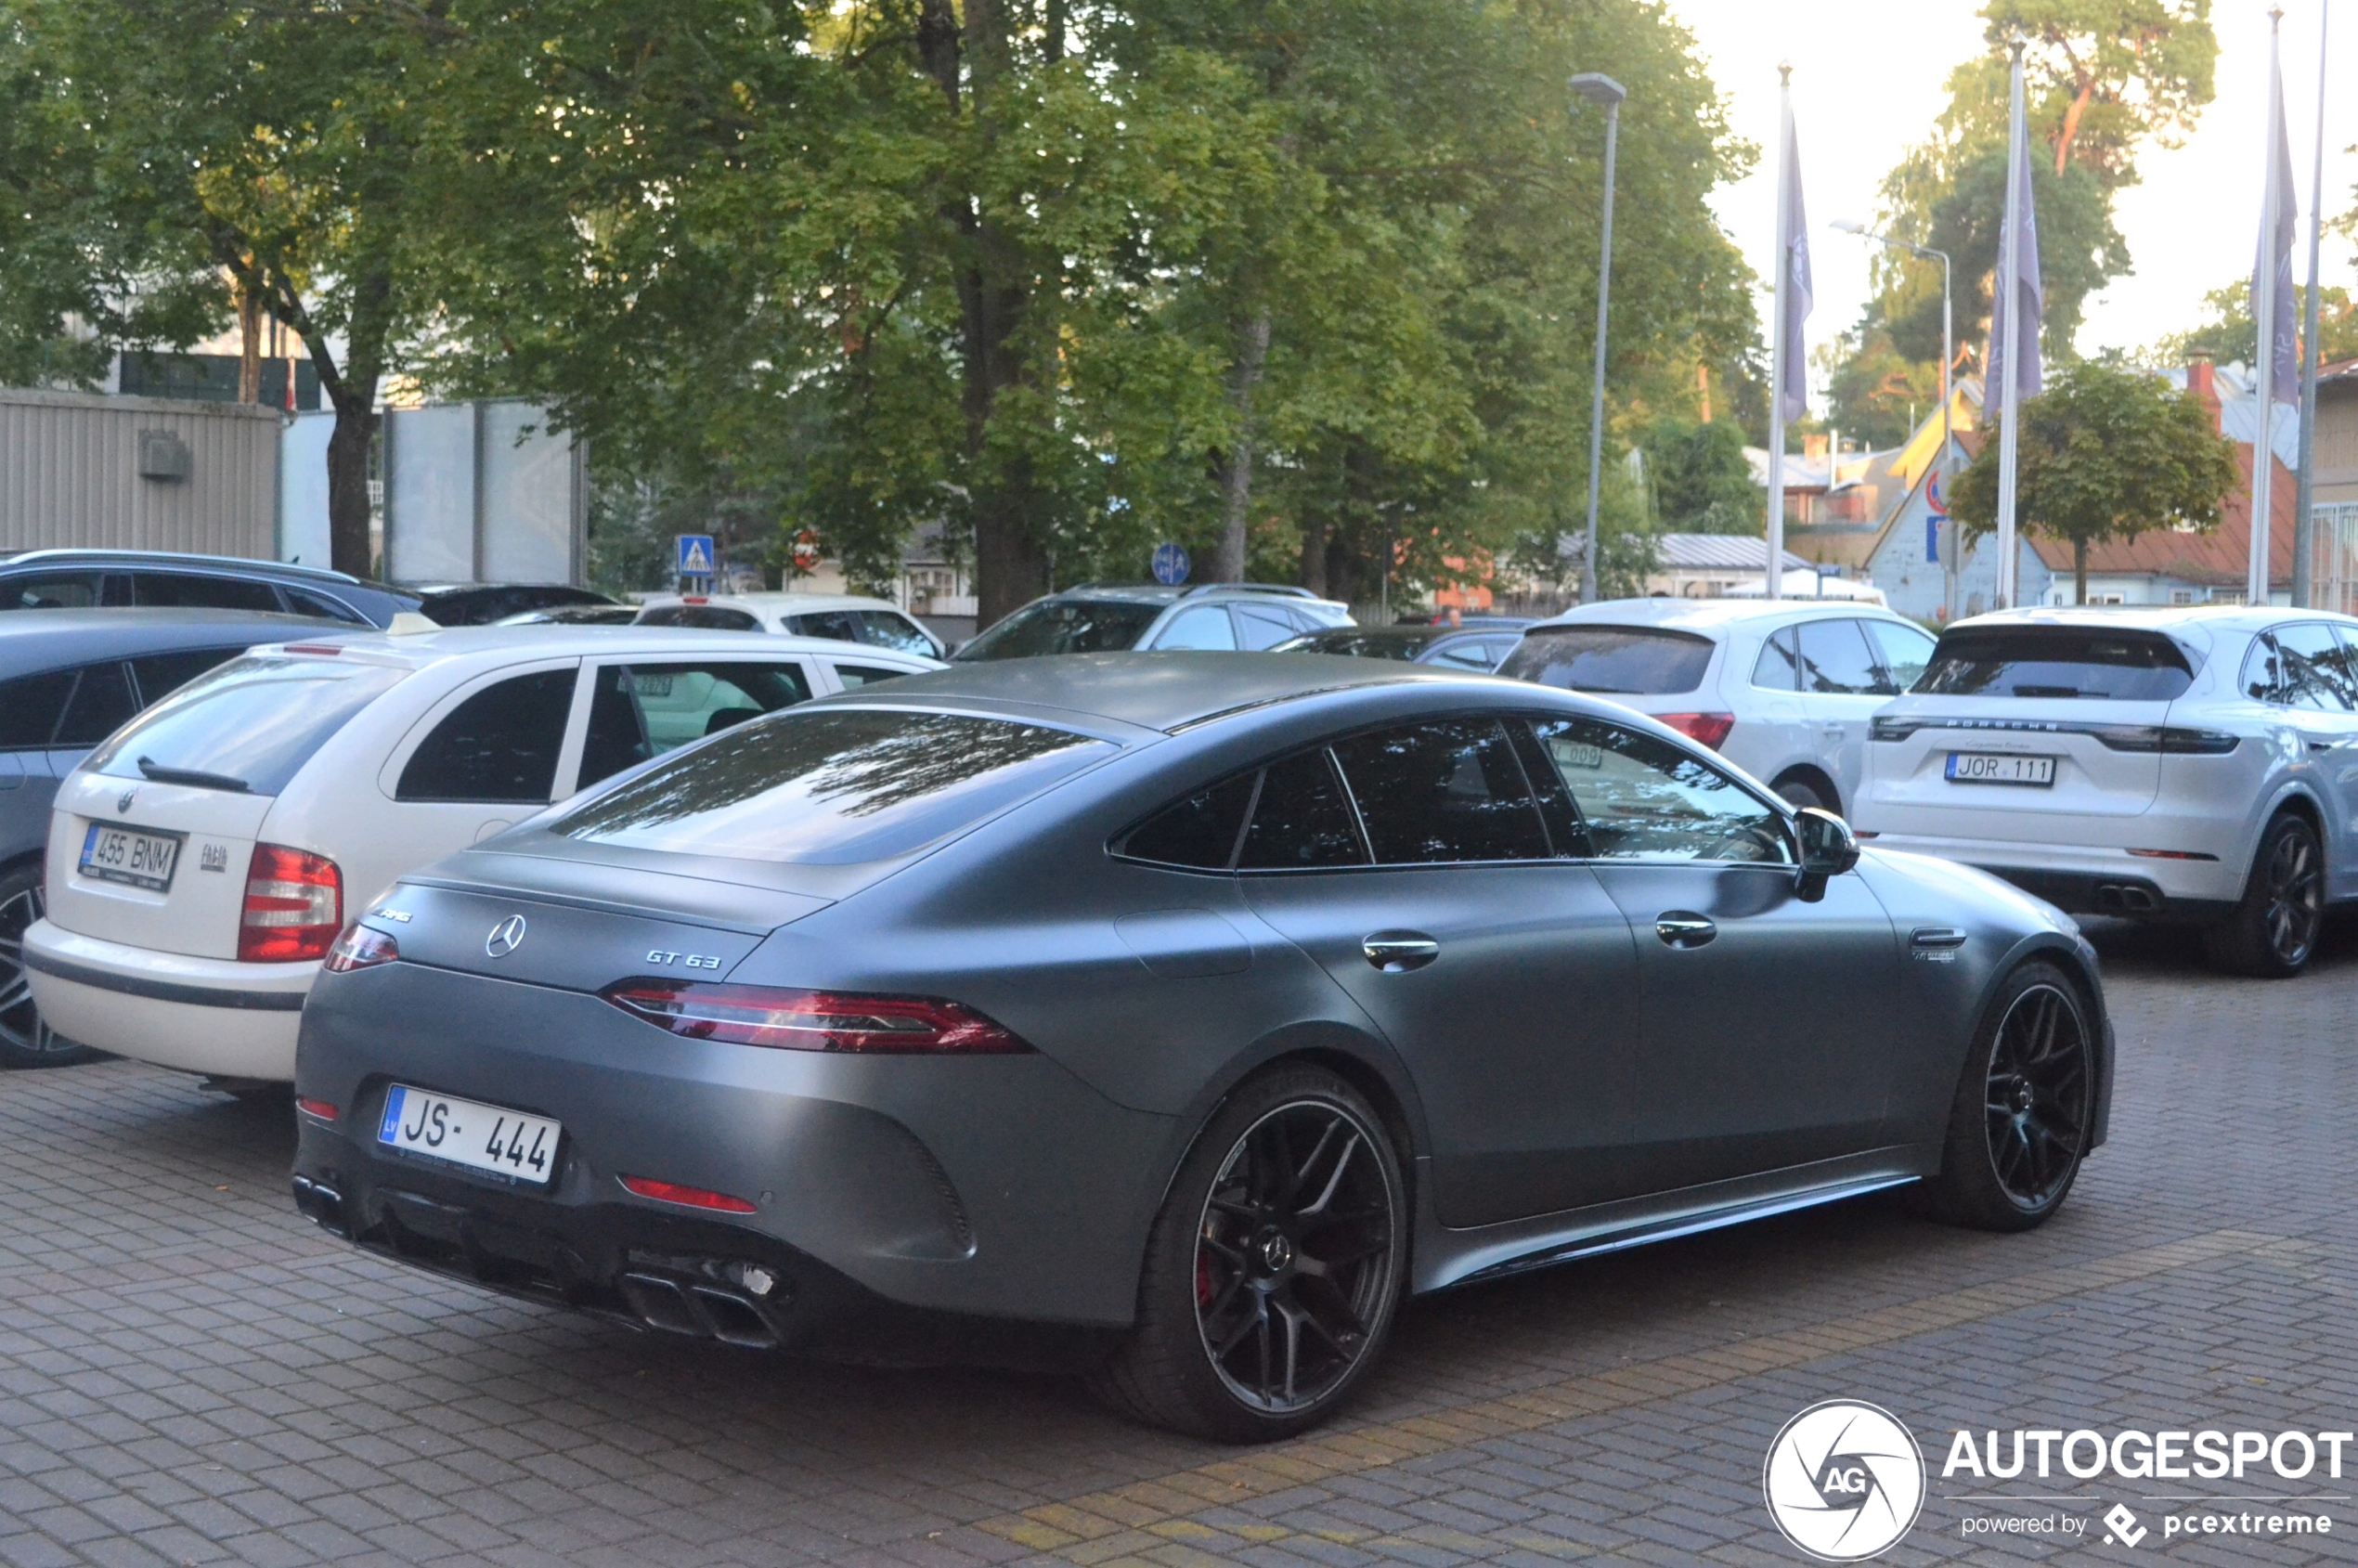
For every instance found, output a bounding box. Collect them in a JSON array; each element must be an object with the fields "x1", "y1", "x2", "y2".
[
  {"x1": 676, "y1": 534, "x2": 717, "y2": 577},
  {"x1": 1151, "y1": 542, "x2": 1190, "y2": 586}
]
